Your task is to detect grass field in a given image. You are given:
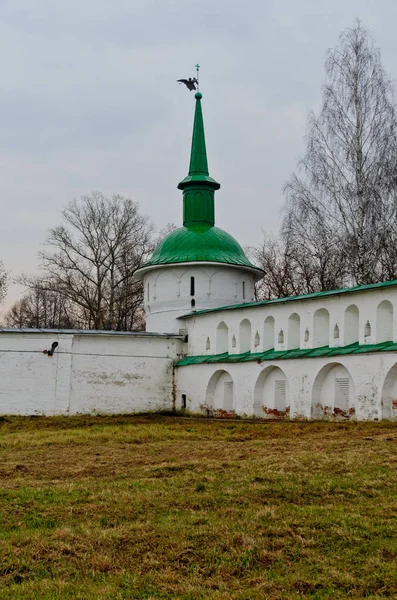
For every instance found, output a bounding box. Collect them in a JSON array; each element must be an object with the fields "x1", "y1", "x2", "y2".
[{"x1": 1, "y1": 415, "x2": 397, "y2": 599}]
